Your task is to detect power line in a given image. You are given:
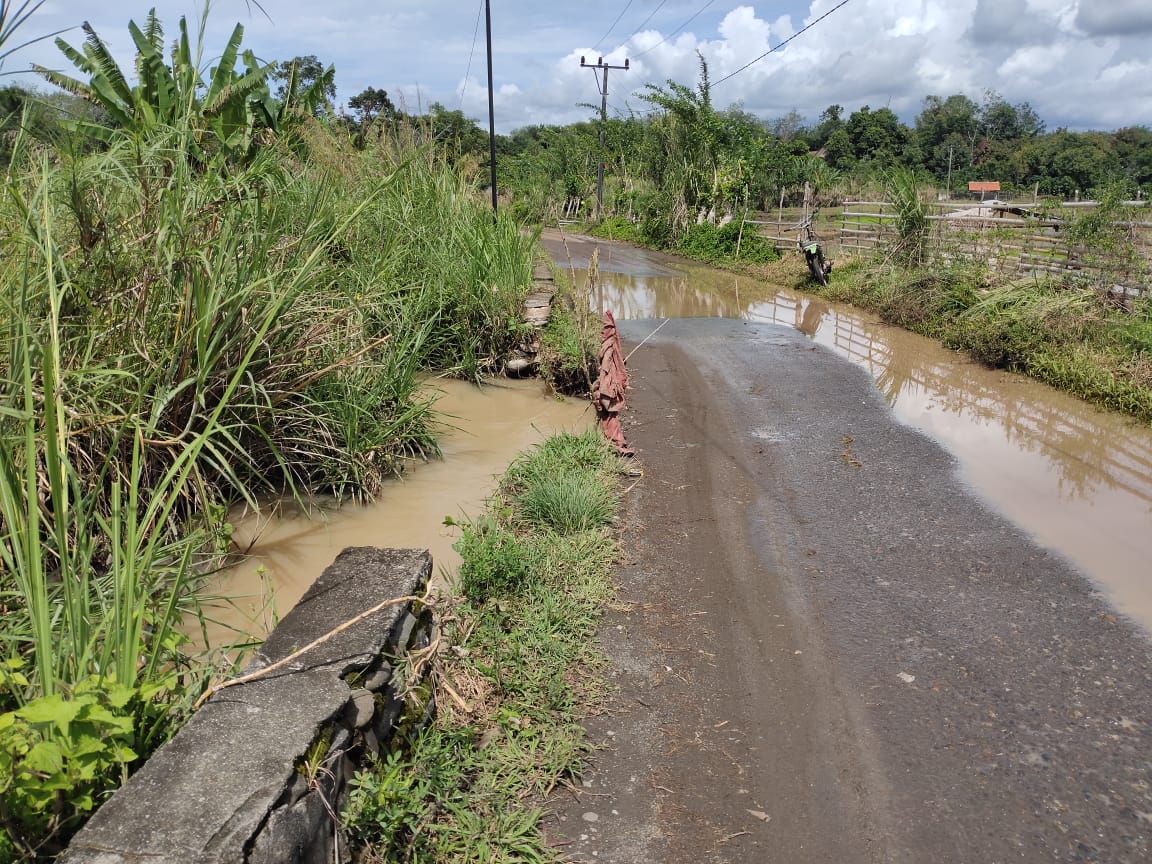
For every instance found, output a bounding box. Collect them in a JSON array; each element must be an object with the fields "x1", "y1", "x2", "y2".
[
  {"x1": 632, "y1": 0, "x2": 715, "y2": 59},
  {"x1": 592, "y1": 0, "x2": 635, "y2": 51},
  {"x1": 458, "y1": 0, "x2": 485, "y2": 108},
  {"x1": 625, "y1": 0, "x2": 669, "y2": 41},
  {"x1": 579, "y1": 55, "x2": 631, "y2": 219},
  {"x1": 713, "y1": 0, "x2": 854, "y2": 87}
]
